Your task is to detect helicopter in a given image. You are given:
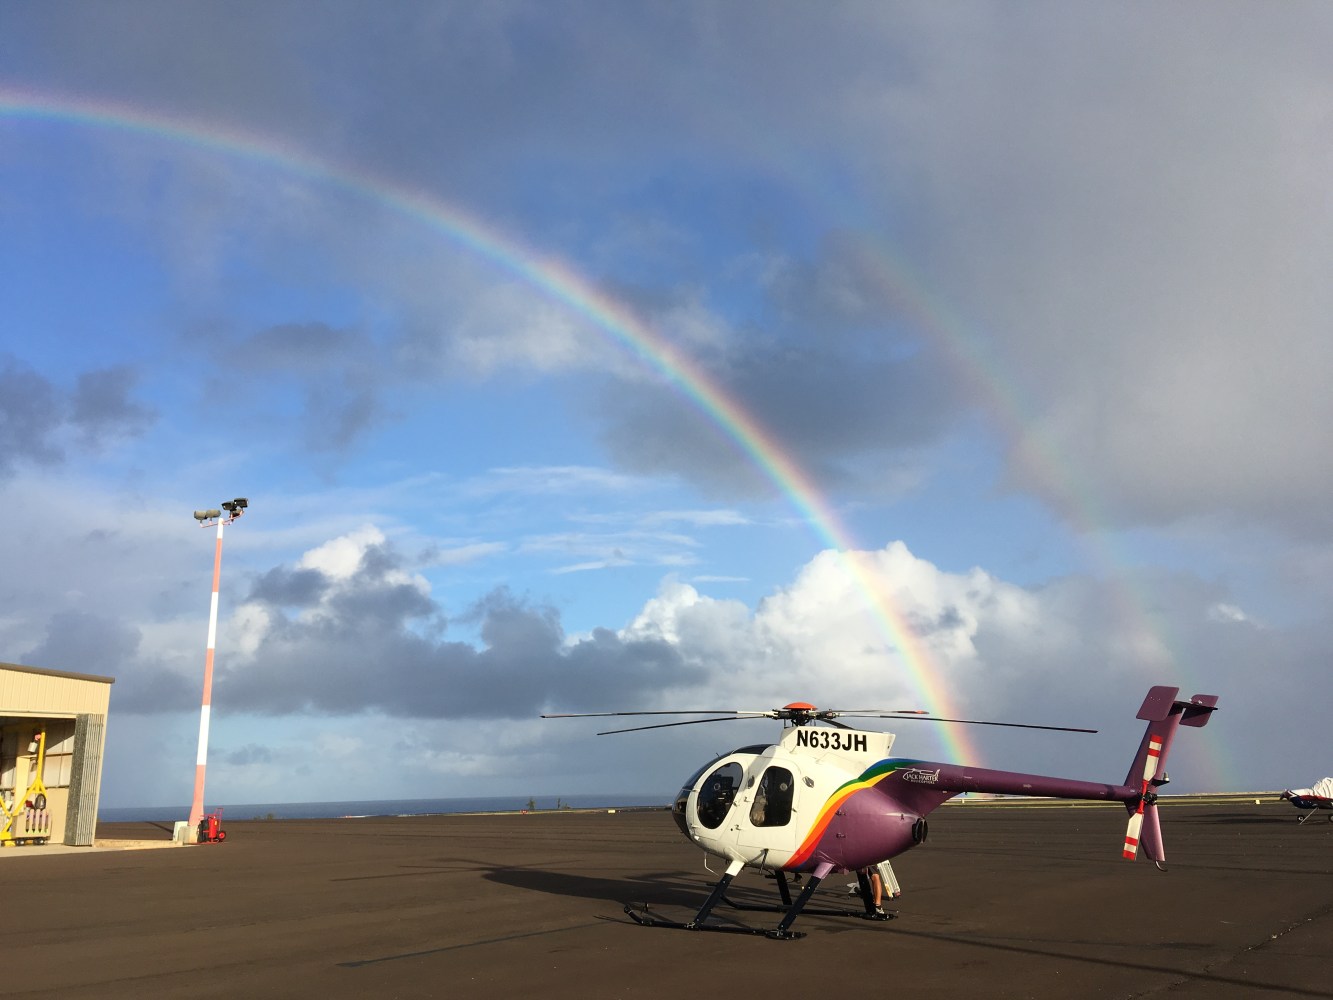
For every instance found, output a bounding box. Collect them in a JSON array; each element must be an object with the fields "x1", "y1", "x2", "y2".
[{"x1": 544, "y1": 684, "x2": 1218, "y2": 939}]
